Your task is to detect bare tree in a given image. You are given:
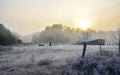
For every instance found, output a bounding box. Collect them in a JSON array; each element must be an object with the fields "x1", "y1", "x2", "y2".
[
  {"x1": 81, "y1": 28, "x2": 95, "y2": 40},
  {"x1": 111, "y1": 27, "x2": 120, "y2": 53}
]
